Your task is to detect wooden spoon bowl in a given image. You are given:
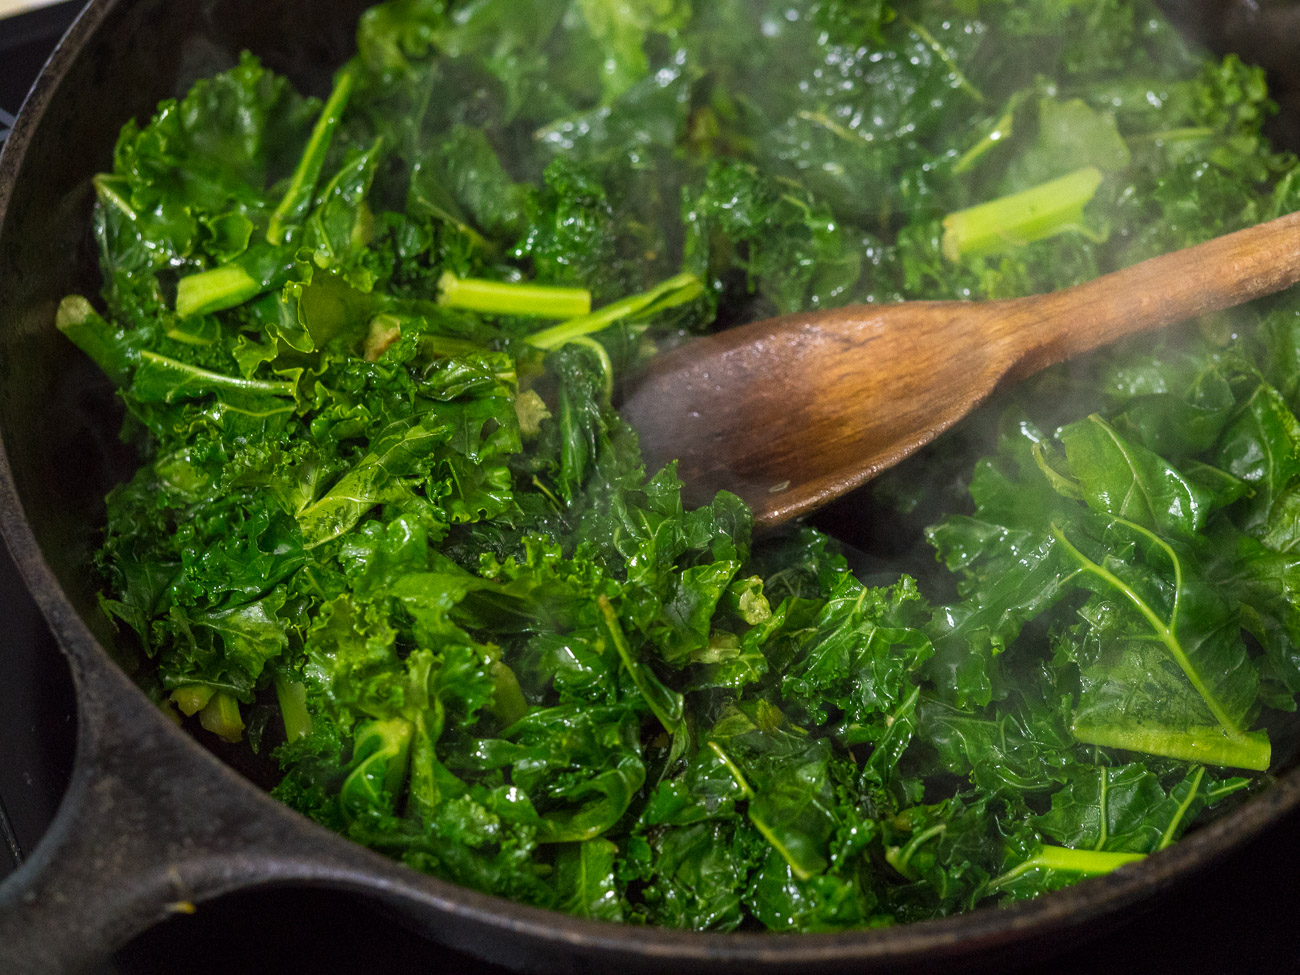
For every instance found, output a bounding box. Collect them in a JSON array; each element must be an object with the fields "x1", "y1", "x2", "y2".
[{"x1": 622, "y1": 210, "x2": 1300, "y2": 526}]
